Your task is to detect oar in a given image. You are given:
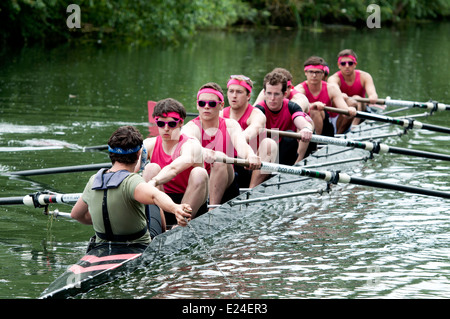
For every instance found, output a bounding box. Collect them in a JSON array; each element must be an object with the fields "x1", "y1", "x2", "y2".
[
  {"x1": 9, "y1": 163, "x2": 111, "y2": 176},
  {"x1": 0, "y1": 192, "x2": 81, "y2": 206},
  {"x1": 355, "y1": 97, "x2": 450, "y2": 112},
  {"x1": 324, "y1": 106, "x2": 450, "y2": 134},
  {"x1": 215, "y1": 156, "x2": 450, "y2": 199},
  {"x1": 266, "y1": 129, "x2": 450, "y2": 162},
  {"x1": 83, "y1": 145, "x2": 108, "y2": 152}
]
